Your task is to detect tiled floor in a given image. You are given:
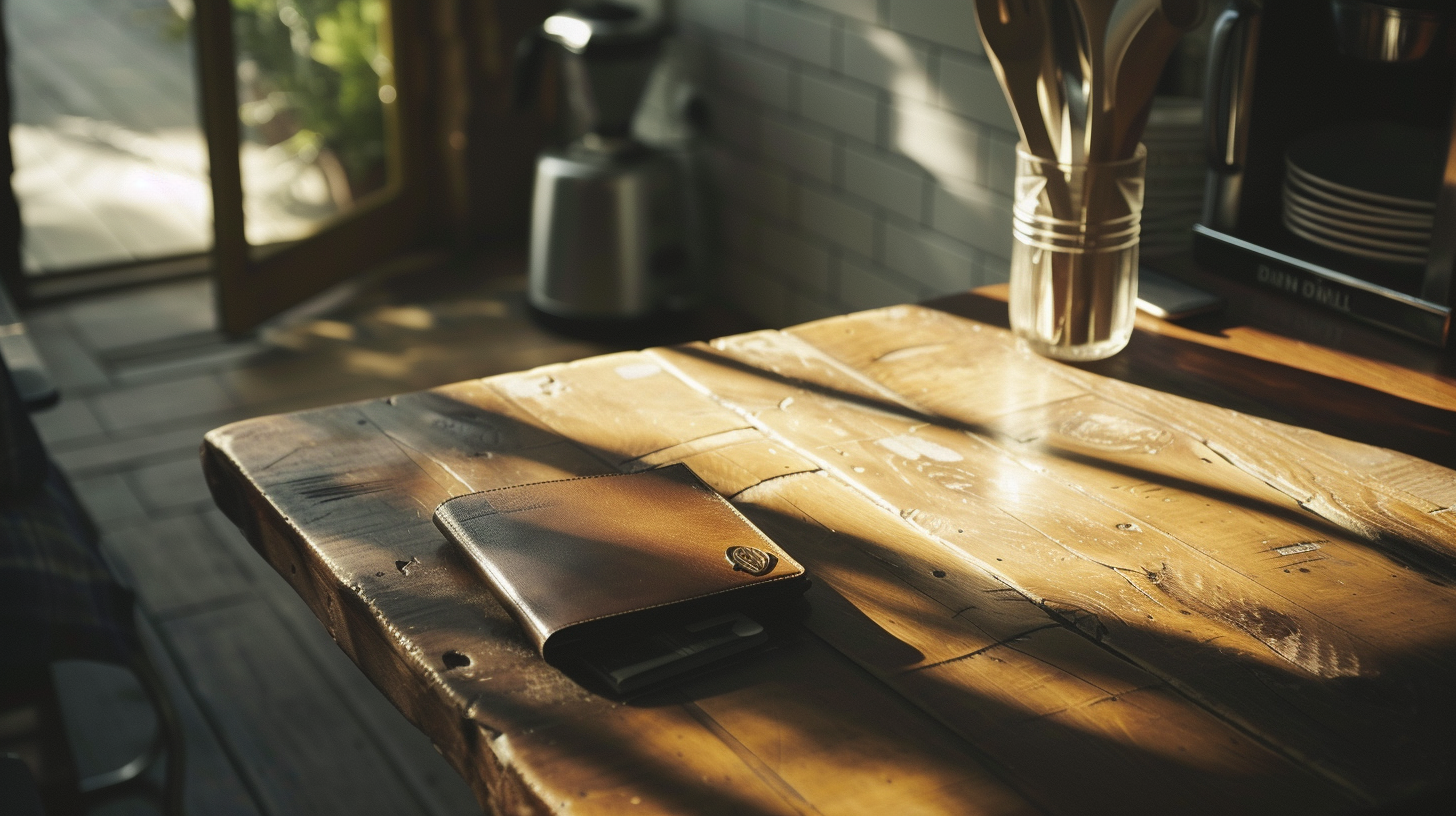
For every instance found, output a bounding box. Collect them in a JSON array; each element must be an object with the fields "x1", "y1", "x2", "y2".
[{"x1": 20, "y1": 251, "x2": 755, "y2": 815}]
